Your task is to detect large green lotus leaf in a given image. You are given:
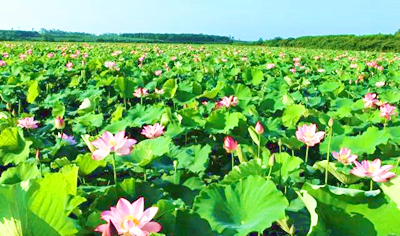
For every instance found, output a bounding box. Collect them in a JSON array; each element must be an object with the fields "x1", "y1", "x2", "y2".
[
  {"x1": 251, "y1": 69, "x2": 264, "y2": 85},
  {"x1": 110, "y1": 104, "x2": 124, "y2": 122},
  {"x1": 221, "y1": 159, "x2": 266, "y2": 185},
  {"x1": 0, "y1": 166, "x2": 81, "y2": 236},
  {"x1": 129, "y1": 137, "x2": 171, "y2": 166},
  {"x1": 73, "y1": 153, "x2": 107, "y2": 176},
  {"x1": 175, "y1": 144, "x2": 211, "y2": 173},
  {"x1": 51, "y1": 100, "x2": 65, "y2": 118},
  {"x1": 27, "y1": 80, "x2": 40, "y2": 104},
  {"x1": 0, "y1": 162, "x2": 41, "y2": 185},
  {"x1": 318, "y1": 81, "x2": 341, "y2": 93},
  {"x1": 101, "y1": 119, "x2": 130, "y2": 133},
  {"x1": 127, "y1": 104, "x2": 165, "y2": 128},
  {"x1": 87, "y1": 178, "x2": 163, "y2": 212},
  {"x1": 0, "y1": 127, "x2": 32, "y2": 165},
  {"x1": 197, "y1": 81, "x2": 223, "y2": 99},
  {"x1": 178, "y1": 108, "x2": 206, "y2": 127},
  {"x1": 74, "y1": 113, "x2": 103, "y2": 128},
  {"x1": 115, "y1": 77, "x2": 136, "y2": 99},
  {"x1": 313, "y1": 160, "x2": 361, "y2": 184},
  {"x1": 380, "y1": 176, "x2": 400, "y2": 211},
  {"x1": 302, "y1": 183, "x2": 400, "y2": 236},
  {"x1": 193, "y1": 175, "x2": 289, "y2": 236},
  {"x1": 320, "y1": 127, "x2": 390, "y2": 155},
  {"x1": 379, "y1": 90, "x2": 400, "y2": 104},
  {"x1": 157, "y1": 207, "x2": 218, "y2": 236},
  {"x1": 162, "y1": 79, "x2": 178, "y2": 98},
  {"x1": 206, "y1": 110, "x2": 246, "y2": 134},
  {"x1": 262, "y1": 117, "x2": 285, "y2": 140},
  {"x1": 76, "y1": 98, "x2": 96, "y2": 115},
  {"x1": 282, "y1": 104, "x2": 306, "y2": 128},
  {"x1": 296, "y1": 190, "x2": 328, "y2": 235},
  {"x1": 270, "y1": 152, "x2": 304, "y2": 184},
  {"x1": 234, "y1": 84, "x2": 252, "y2": 103}
]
